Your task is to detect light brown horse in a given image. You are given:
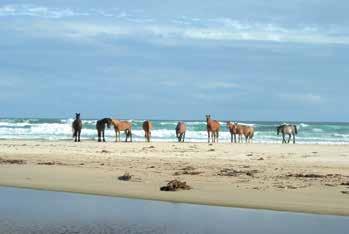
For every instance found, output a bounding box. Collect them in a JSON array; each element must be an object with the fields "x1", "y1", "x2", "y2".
[
  {"x1": 229, "y1": 122, "x2": 254, "y2": 143},
  {"x1": 111, "y1": 119, "x2": 132, "y2": 142},
  {"x1": 206, "y1": 115, "x2": 220, "y2": 143},
  {"x1": 142, "y1": 120, "x2": 152, "y2": 142},
  {"x1": 226, "y1": 121, "x2": 238, "y2": 143},
  {"x1": 175, "y1": 121, "x2": 186, "y2": 142}
]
